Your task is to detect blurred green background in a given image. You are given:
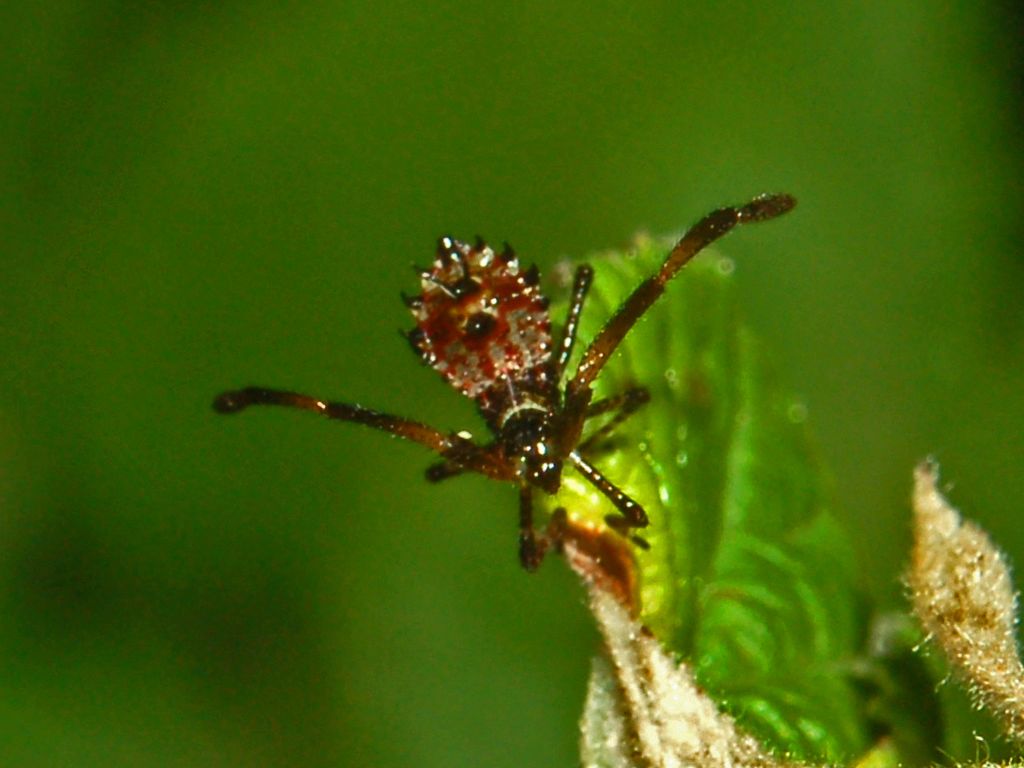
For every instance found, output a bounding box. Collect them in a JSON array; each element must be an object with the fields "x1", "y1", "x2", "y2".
[{"x1": 2, "y1": 2, "x2": 1022, "y2": 766}]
